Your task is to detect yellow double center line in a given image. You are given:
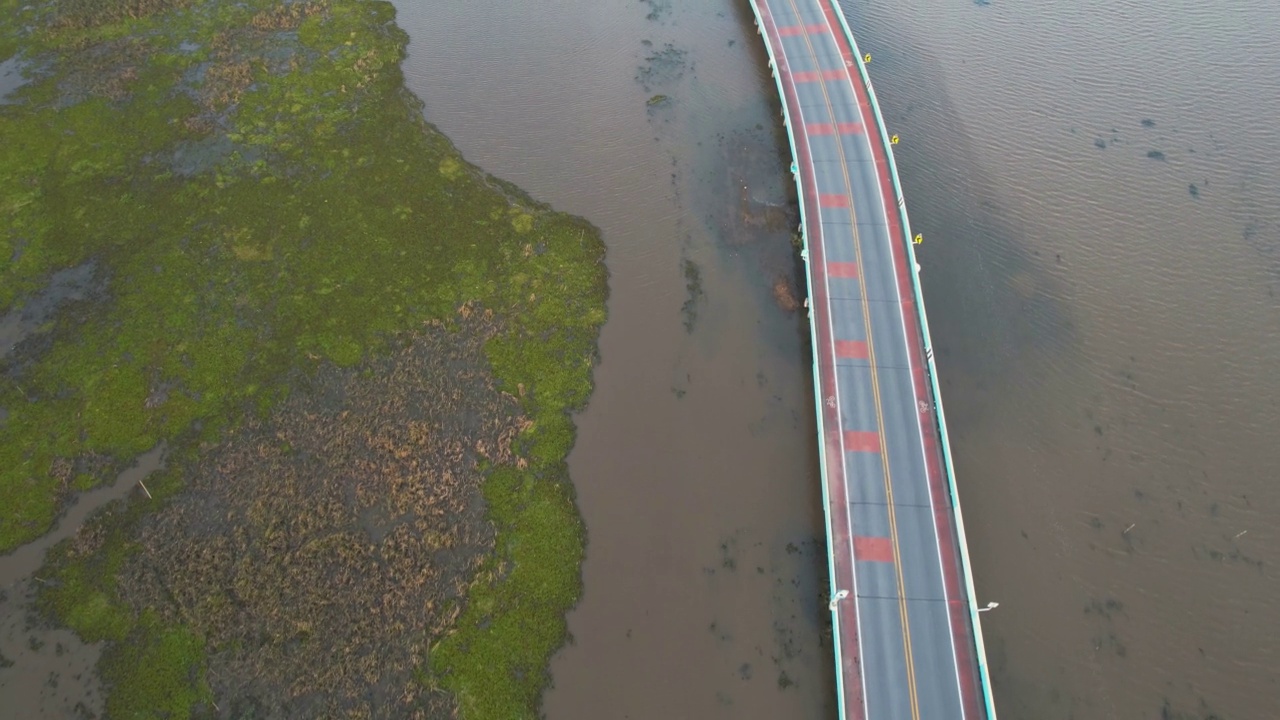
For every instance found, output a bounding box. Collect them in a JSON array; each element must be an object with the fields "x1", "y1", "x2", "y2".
[{"x1": 779, "y1": 0, "x2": 921, "y2": 716}]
